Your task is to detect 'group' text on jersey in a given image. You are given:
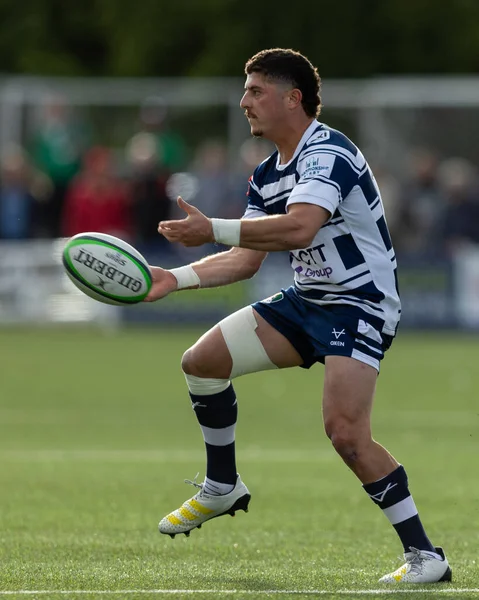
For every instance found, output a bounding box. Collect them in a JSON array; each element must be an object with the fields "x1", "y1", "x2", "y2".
[{"x1": 244, "y1": 120, "x2": 401, "y2": 336}]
